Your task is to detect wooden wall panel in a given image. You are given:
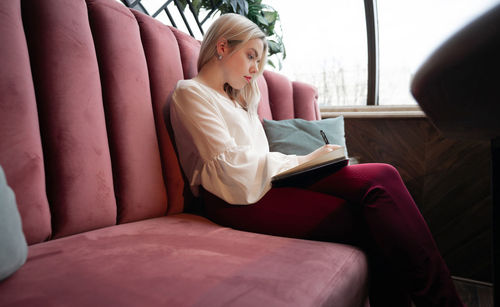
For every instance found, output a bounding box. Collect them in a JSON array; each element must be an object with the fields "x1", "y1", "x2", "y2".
[
  {"x1": 345, "y1": 118, "x2": 428, "y2": 209},
  {"x1": 343, "y1": 117, "x2": 492, "y2": 282}
]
